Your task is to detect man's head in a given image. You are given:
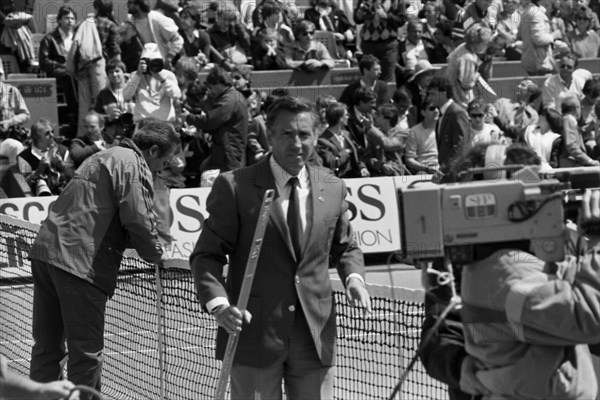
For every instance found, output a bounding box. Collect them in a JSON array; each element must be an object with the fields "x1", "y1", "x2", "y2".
[
  {"x1": 561, "y1": 93, "x2": 582, "y2": 118},
  {"x1": 423, "y1": 1, "x2": 440, "y2": 26},
  {"x1": 82, "y1": 112, "x2": 104, "y2": 141},
  {"x1": 427, "y1": 75, "x2": 453, "y2": 107},
  {"x1": 465, "y1": 23, "x2": 492, "y2": 54},
  {"x1": 93, "y1": 0, "x2": 114, "y2": 18},
  {"x1": 475, "y1": 0, "x2": 492, "y2": 12},
  {"x1": 582, "y1": 77, "x2": 599, "y2": 101},
  {"x1": 374, "y1": 104, "x2": 400, "y2": 133},
  {"x1": 406, "y1": 18, "x2": 424, "y2": 45},
  {"x1": 558, "y1": 53, "x2": 578, "y2": 82},
  {"x1": 205, "y1": 65, "x2": 233, "y2": 99},
  {"x1": 57, "y1": 5, "x2": 76, "y2": 32},
  {"x1": 325, "y1": 101, "x2": 349, "y2": 127},
  {"x1": 133, "y1": 119, "x2": 181, "y2": 172},
  {"x1": 392, "y1": 89, "x2": 411, "y2": 118},
  {"x1": 266, "y1": 96, "x2": 319, "y2": 176},
  {"x1": 127, "y1": 0, "x2": 150, "y2": 17},
  {"x1": 467, "y1": 98, "x2": 487, "y2": 130},
  {"x1": 352, "y1": 87, "x2": 377, "y2": 114},
  {"x1": 179, "y1": 6, "x2": 201, "y2": 30},
  {"x1": 358, "y1": 54, "x2": 382, "y2": 81},
  {"x1": 420, "y1": 98, "x2": 440, "y2": 123},
  {"x1": 294, "y1": 19, "x2": 316, "y2": 46},
  {"x1": 257, "y1": 28, "x2": 279, "y2": 50},
  {"x1": 516, "y1": 79, "x2": 541, "y2": 103},
  {"x1": 106, "y1": 59, "x2": 127, "y2": 87},
  {"x1": 30, "y1": 119, "x2": 54, "y2": 151},
  {"x1": 216, "y1": 9, "x2": 238, "y2": 32},
  {"x1": 231, "y1": 64, "x2": 252, "y2": 92},
  {"x1": 261, "y1": 0, "x2": 283, "y2": 24},
  {"x1": 174, "y1": 57, "x2": 200, "y2": 88}
]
